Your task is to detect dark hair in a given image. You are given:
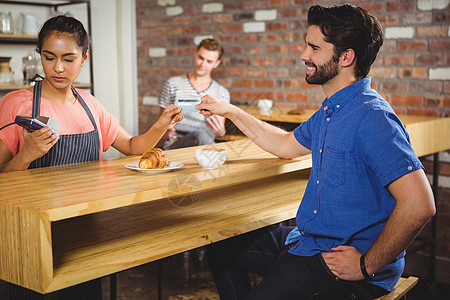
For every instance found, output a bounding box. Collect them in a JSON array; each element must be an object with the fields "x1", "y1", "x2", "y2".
[
  {"x1": 36, "y1": 15, "x2": 89, "y2": 56},
  {"x1": 197, "y1": 38, "x2": 224, "y2": 60},
  {"x1": 307, "y1": 4, "x2": 383, "y2": 80}
]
